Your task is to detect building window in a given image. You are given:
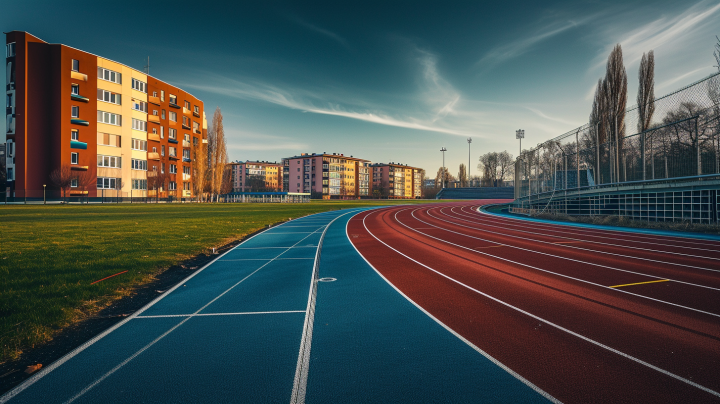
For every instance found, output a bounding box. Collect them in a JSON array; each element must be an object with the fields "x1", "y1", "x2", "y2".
[
  {"x1": 160, "y1": 90, "x2": 165, "y2": 101},
  {"x1": 168, "y1": 128, "x2": 176, "y2": 139},
  {"x1": 97, "y1": 111, "x2": 122, "y2": 126},
  {"x1": 169, "y1": 181, "x2": 177, "y2": 190},
  {"x1": 132, "y1": 179, "x2": 147, "y2": 190},
  {"x1": 182, "y1": 149, "x2": 190, "y2": 159},
  {"x1": 161, "y1": 163, "x2": 165, "y2": 173},
  {"x1": 170, "y1": 164, "x2": 177, "y2": 174},
  {"x1": 131, "y1": 159, "x2": 147, "y2": 170},
  {"x1": 6, "y1": 43, "x2": 15, "y2": 58},
  {"x1": 160, "y1": 126, "x2": 165, "y2": 138},
  {"x1": 71, "y1": 152, "x2": 78, "y2": 164},
  {"x1": 131, "y1": 118, "x2": 147, "y2": 132},
  {"x1": 184, "y1": 100, "x2": 190, "y2": 109},
  {"x1": 97, "y1": 177, "x2": 122, "y2": 189},
  {"x1": 71, "y1": 59, "x2": 79, "y2": 72},
  {"x1": 97, "y1": 89, "x2": 121, "y2": 105},
  {"x1": 161, "y1": 109, "x2": 166, "y2": 119},
  {"x1": 193, "y1": 121, "x2": 200, "y2": 132},
  {"x1": 131, "y1": 138, "x2": 147, "y2": 151},
  {"x1": 169, "y1": 111, "x2": 177, "y2": 122},
  {"x1": 97, "y1": 67, "x2": 122, "y2": 84},
  {"x1": 131, "y1": 78, "x2": 147, "y2": 93},
  {"x1": 161, "y1": 145, "x2": 165, "y2": 156},
  {"x1": 153, "y1": 109, "x2": 158, "y2": 116},
  {"x1": 152, "y1": 127, "x2": 157, "y2": 134},
  {"x1": 169, "y1": 94, "x2": 177, "y2": 105},
  {"x1": 71, "y1": 106, "x2": 79, "y2": 118},
  {"x1": 71, "y1": 130, "x2": 79, "y2": 141},
  {"x1": 97, "y1": 132, "x2": 121, "y2": 147},
  {"x1": 194, "y1": 105, "x2": 199, "y2": 114},
  {"x1": 152, "y1": 91, "x2": 157, "y2": 97},
  {"x1": 169, "y1": 146, "x2": 177, "y2": 157},
  {"x1": 71, "y1": 84, "x2": 79, "y2": 95},
  {"x1": 182, "y1": 116, "x2": 189, "y2": 126},
  {"x1": 71, "y1": 178, "x2": 78, "y2": 188},
  {"x1": 97, "y1": 155, "x2": 122, "y2": 168},
  {"x1": 152, "y1": 146, "x2": 157, "y2": 153},
  {"x1": 131, "y1": 99, "x2": 147, "y2": 112}
]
